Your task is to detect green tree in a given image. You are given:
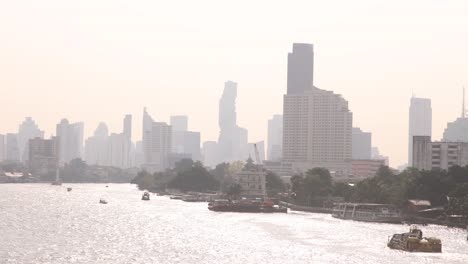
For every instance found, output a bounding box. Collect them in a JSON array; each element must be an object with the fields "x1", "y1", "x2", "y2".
[{"x1": 265, "y1": 171, "x2": 285, "y2": 196}]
